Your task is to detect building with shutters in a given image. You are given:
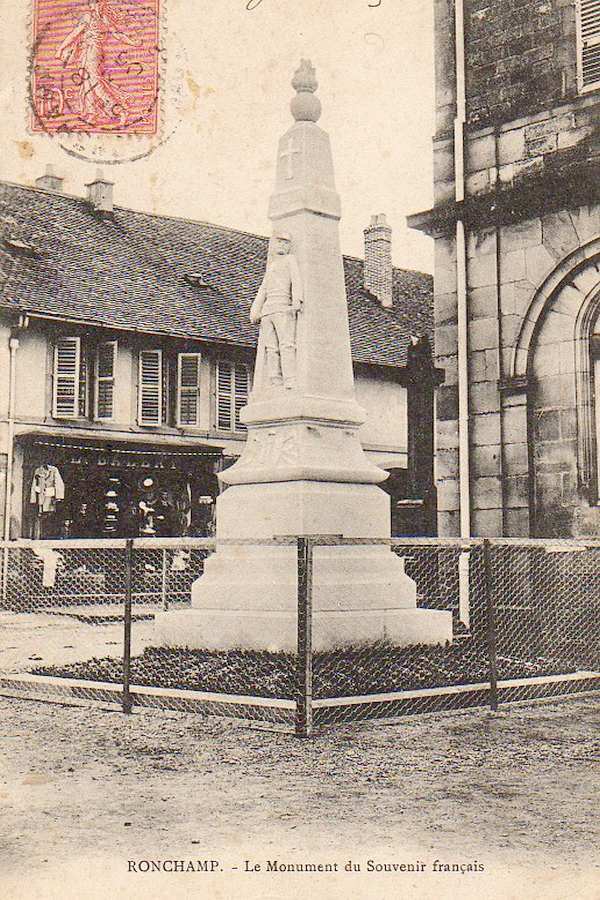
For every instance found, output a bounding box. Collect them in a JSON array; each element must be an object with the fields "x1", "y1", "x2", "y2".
[
  {"x1": 0, "y1": 174, "x2": 440, "y2": 540},
  {"x1": 409, "y1": 0, "x2": 600, "y2": 537}
]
